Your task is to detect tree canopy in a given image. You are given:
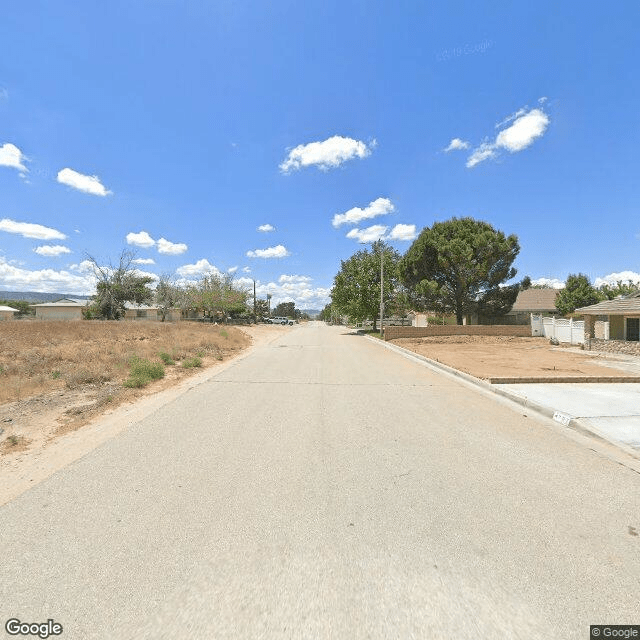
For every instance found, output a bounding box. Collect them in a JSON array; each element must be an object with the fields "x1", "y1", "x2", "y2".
[
  {"x1": 331, "y1": 240, "x2": 401, "y2": 329},
  {"x1": 555, "y1": 273, "x2": 601, "y2": 315},
  {"x1": 87, "y1": 250, "x2": 155, "y2": 320},
  {"x1": 398, "y1": 217, "x2": 523, "y2": 324}
]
